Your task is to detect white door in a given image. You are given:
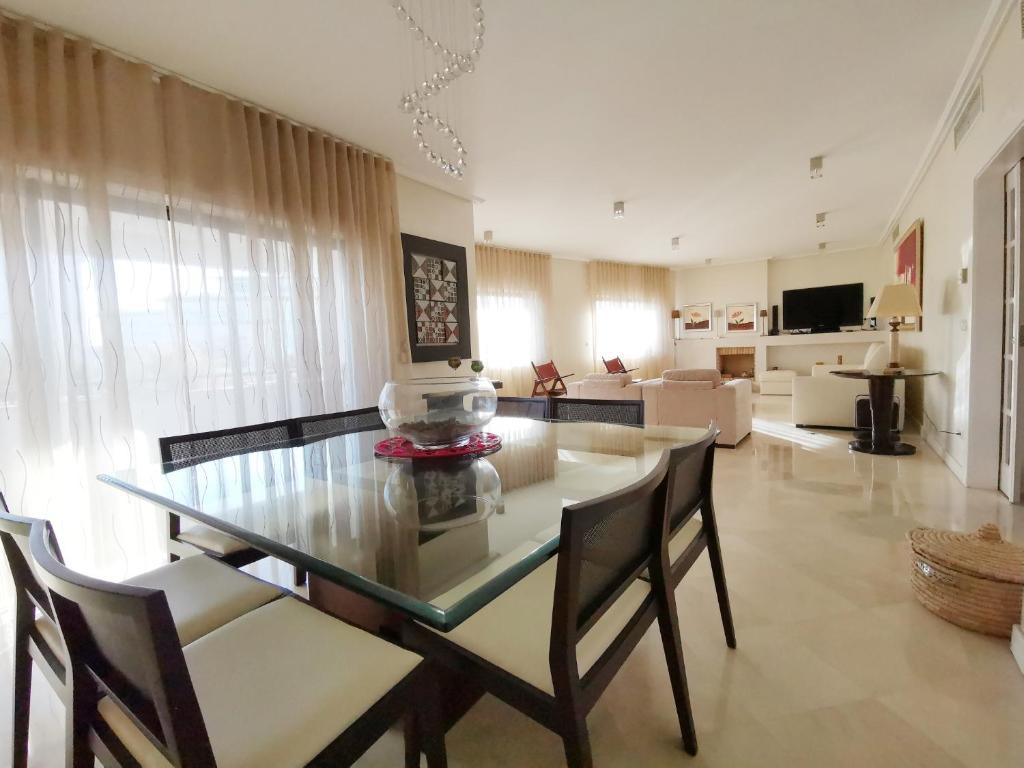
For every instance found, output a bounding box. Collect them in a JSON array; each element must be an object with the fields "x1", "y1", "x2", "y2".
[{"x1": 999, "y1": 162, "x2": 1024, "y2": 501}]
